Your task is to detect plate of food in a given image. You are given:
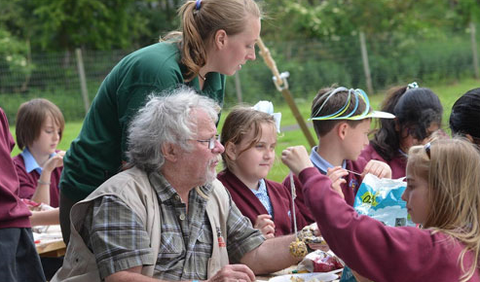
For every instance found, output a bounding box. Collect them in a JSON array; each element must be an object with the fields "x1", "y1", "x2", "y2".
[{"x1": 268, "y1": 270, "x2": 341, "y2": 282}]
